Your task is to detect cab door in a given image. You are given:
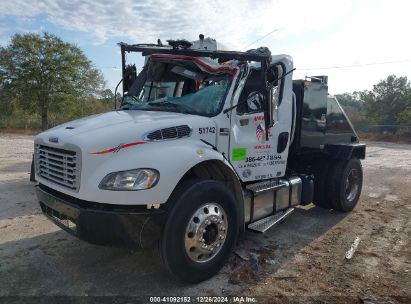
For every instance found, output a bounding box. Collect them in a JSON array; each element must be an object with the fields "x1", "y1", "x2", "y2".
[{"x1": 229, "y1": 61, "x2": 293, "y2": 182}]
